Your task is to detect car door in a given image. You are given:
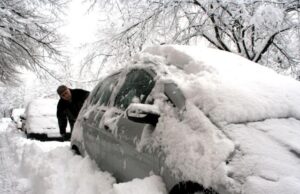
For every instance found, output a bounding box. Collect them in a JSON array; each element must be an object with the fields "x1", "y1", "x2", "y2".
[
  {"x1": 101, "y1": 68, "x2": 159, "y2": 181},
  {"x1": 83, "y1": 73, "x2": 121, "y2": 174}
]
